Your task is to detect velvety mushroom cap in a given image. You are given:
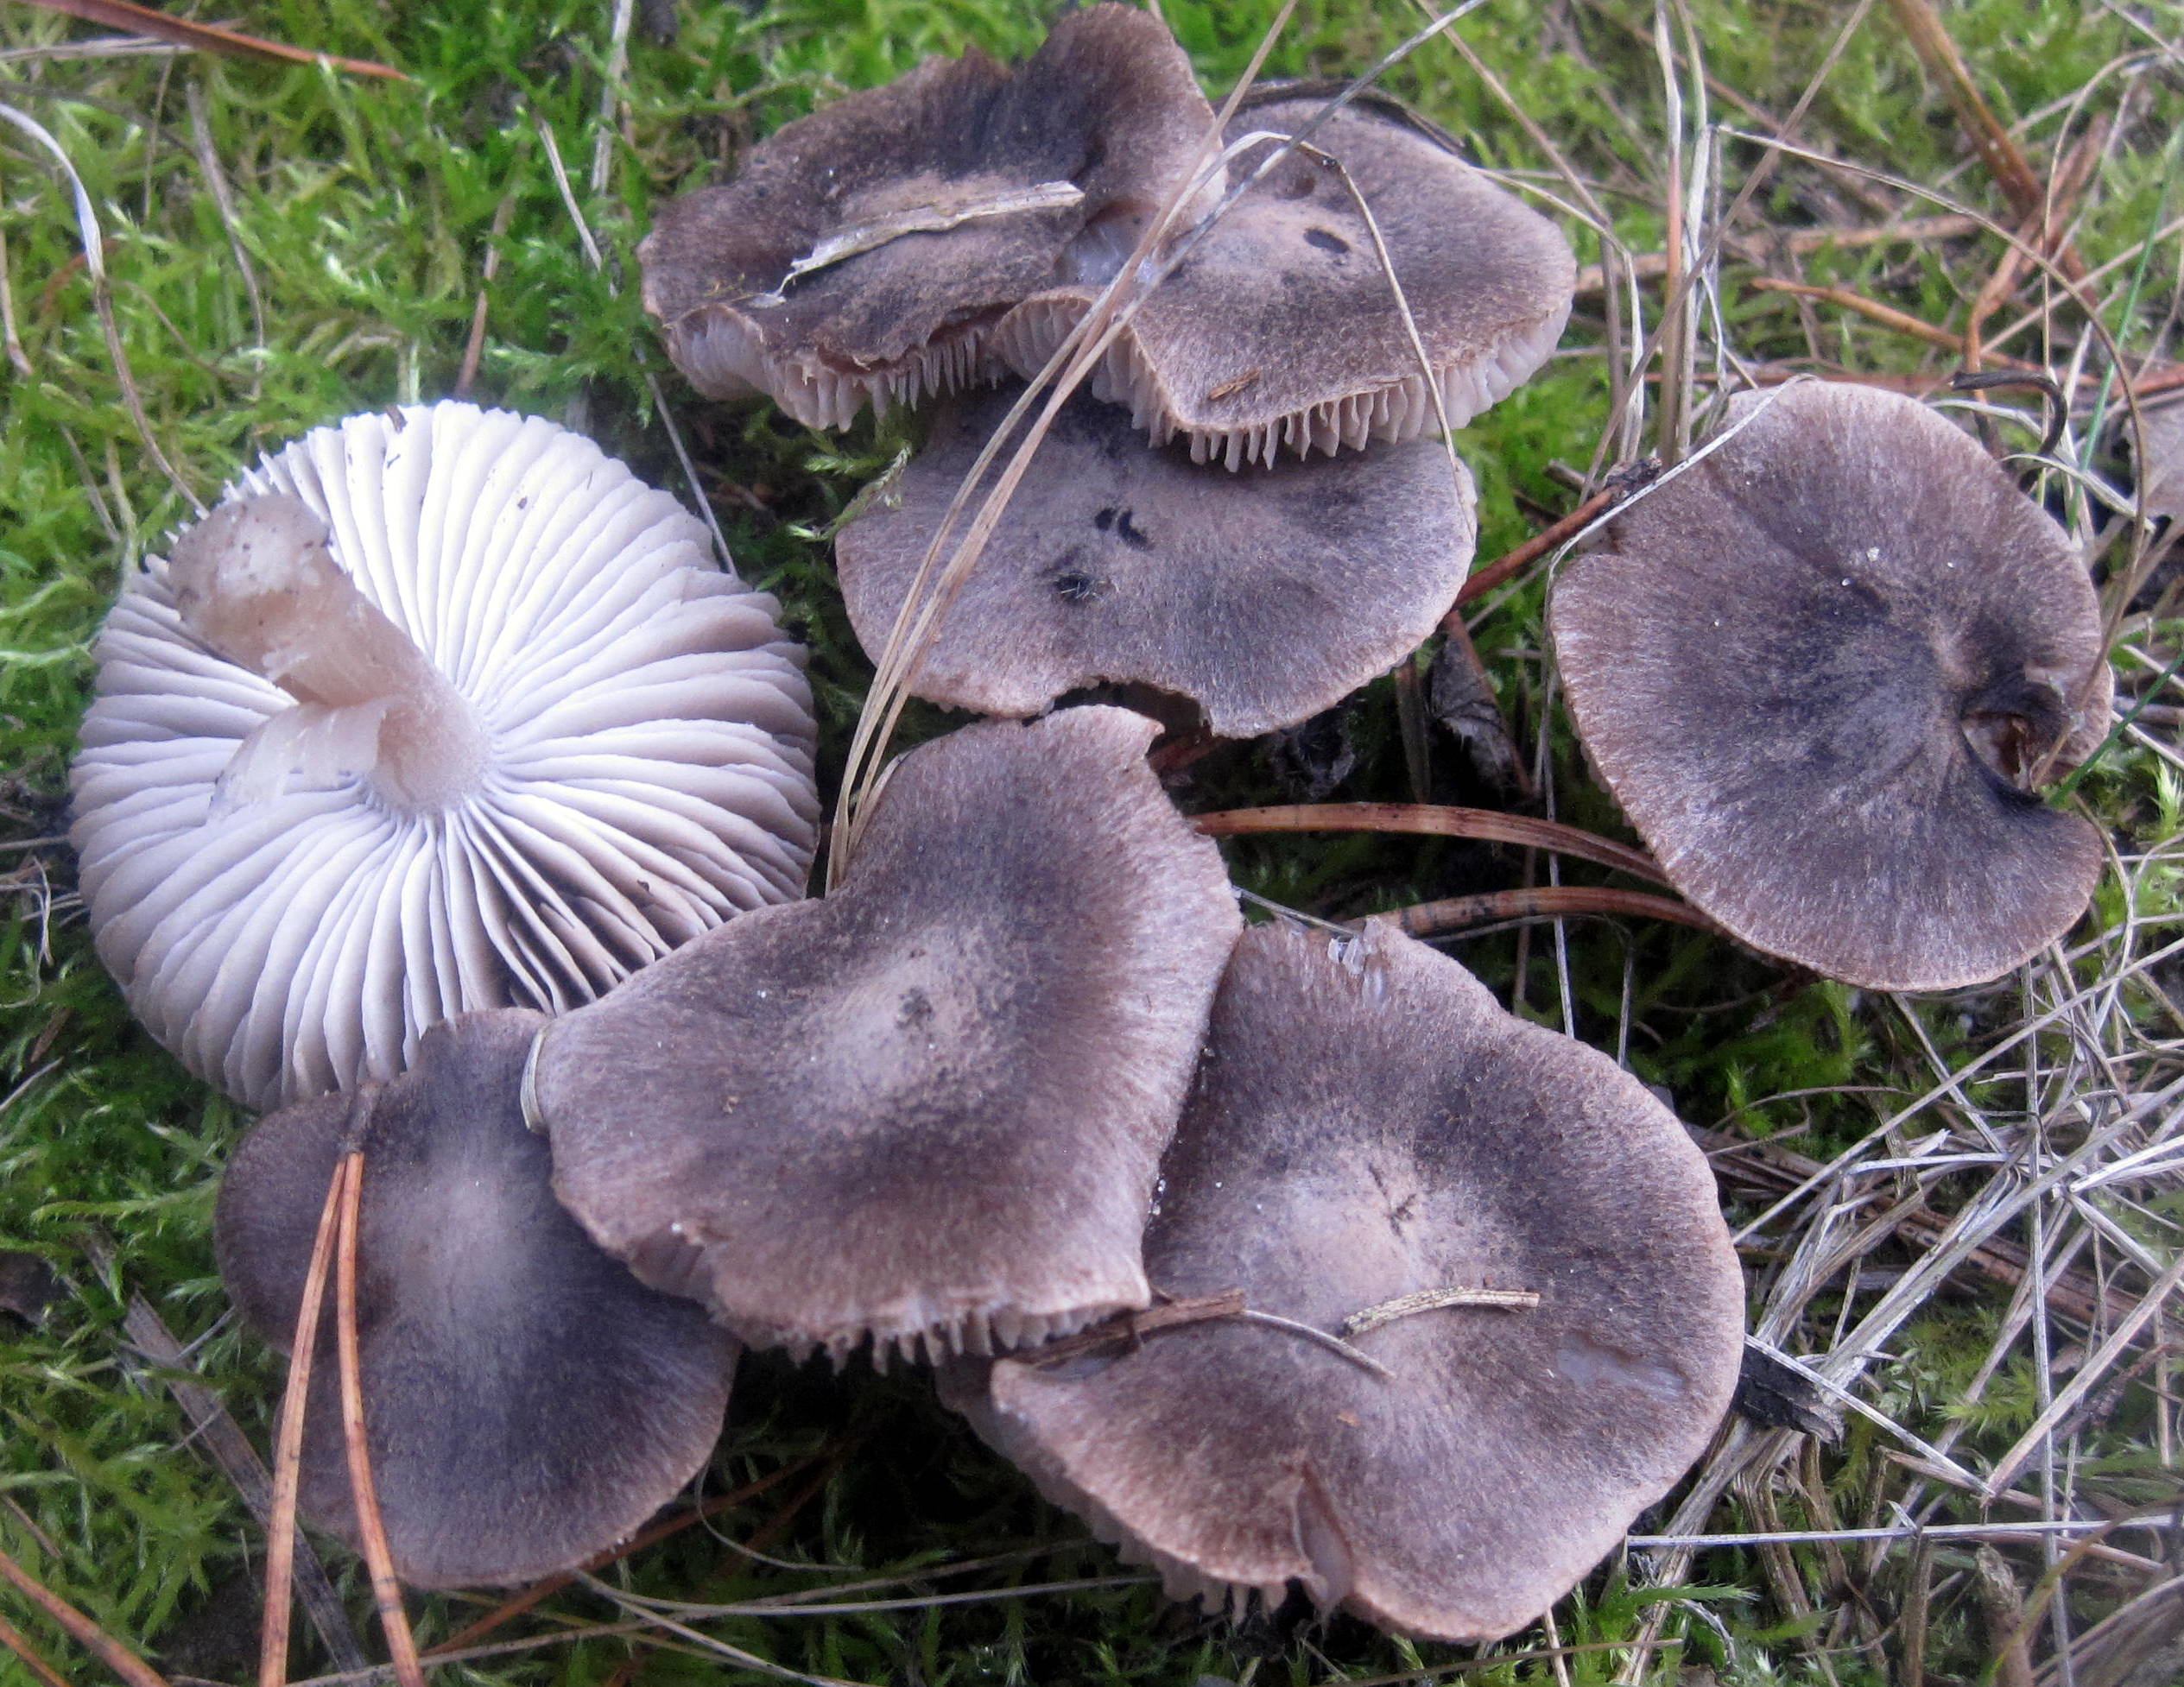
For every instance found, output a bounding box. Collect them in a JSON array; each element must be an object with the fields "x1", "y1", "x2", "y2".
[
  {"x1": 995, "y1": 85, "x2": 1574, "y2": 468},
  {"x1": 946, "y1": 920, "x2": 1744, "y2": 1642},
  {"x1": 71, "y1": 401, "x2": 819, "y2": 1109},
  {"x1": 217, "y1": 1010, "x2": 737, "y2": 1590},
  {"x1": 834, "y1": 383, "x2": 1477, "y2": 736},
  {"x1": 529, "y1": 705, "x2": 1243, "y2": 1362},
  {"x1": 638, "y1": 3, "x2": 1219, "y2": 428},
  {"x1": 1550, "y1": 382, "x2": 2114, "y2": 990}
]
